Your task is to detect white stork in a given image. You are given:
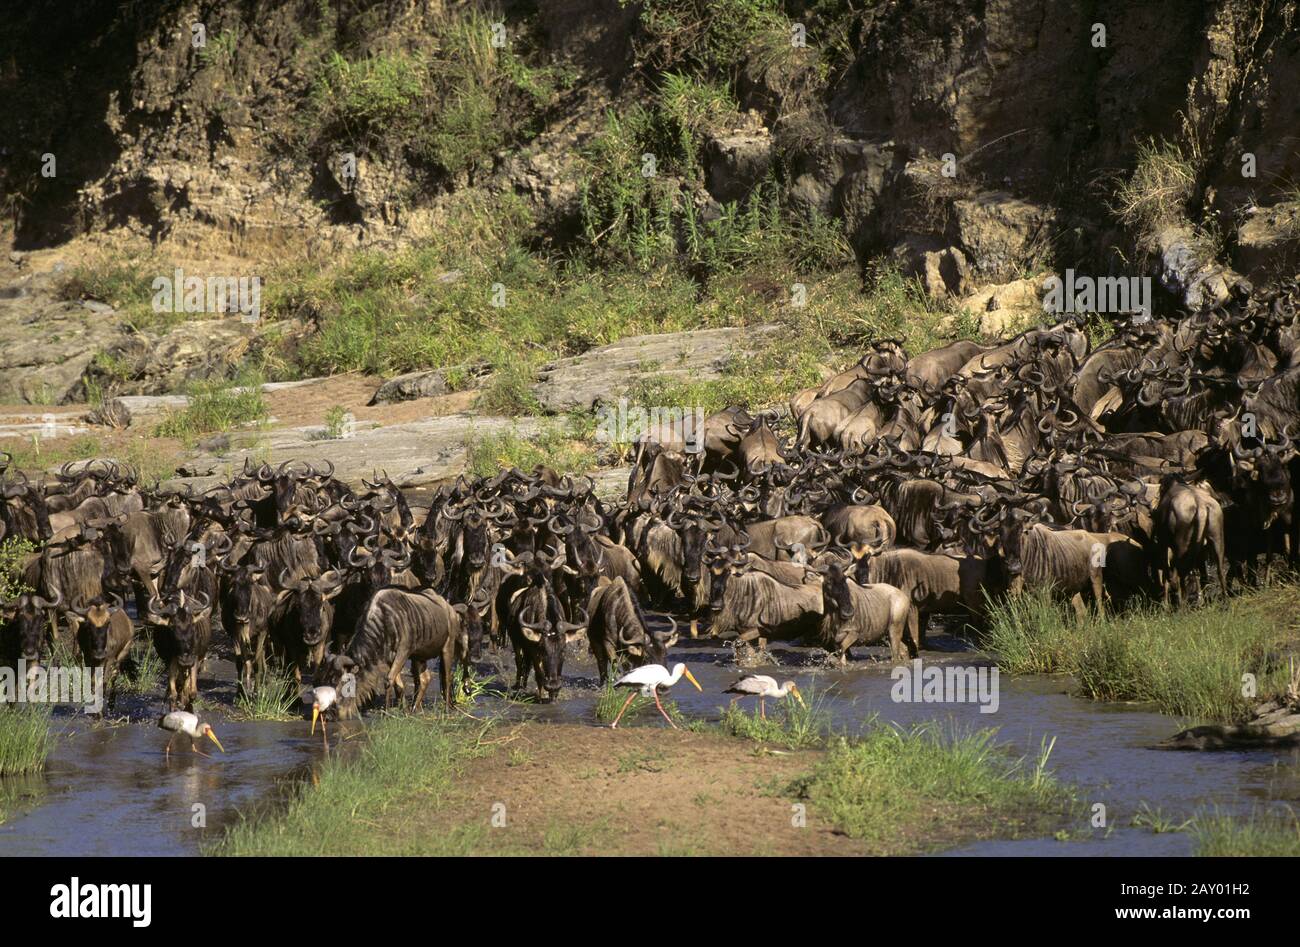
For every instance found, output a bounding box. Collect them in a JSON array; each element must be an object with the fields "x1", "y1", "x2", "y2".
[
  {"x1": 724, "y1": 675, "x2": 804, "y2": 719},
  {"x1": 608, "y1": 663, "x2": 701, "y2": 729},
  {"x1": 158, "y1": 711, "x2": 225, "y2": 759}
]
